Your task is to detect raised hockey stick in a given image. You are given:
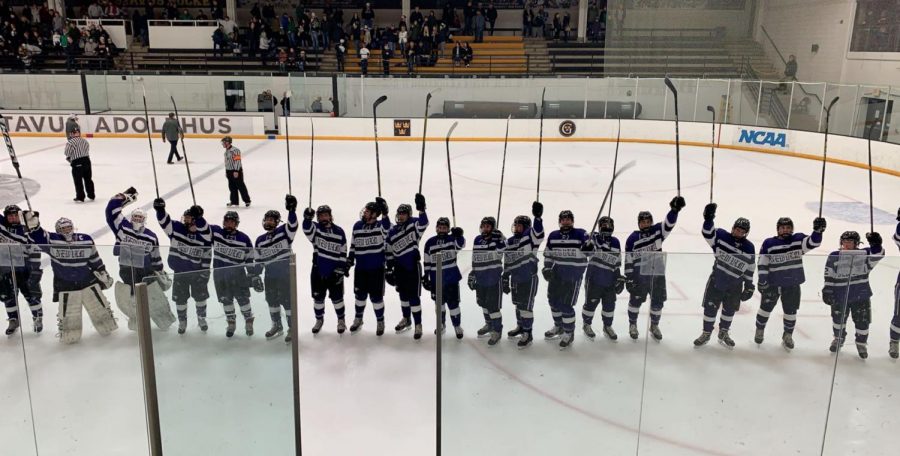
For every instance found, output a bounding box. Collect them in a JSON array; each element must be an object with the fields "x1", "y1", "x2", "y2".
[
  {"x1": 283, "y1": 91, "x2": 293, "y2": 196},
  {"x1": 497, "y1": 115, "x2": 511, "y2": 222},
  {"x1": 817, "y1": 96, "x2": 840, "y2": 218},
  {"x1": 535, "y1": 87, "x2": 546, "y2": 202},
  {"x1": 866, "y1": 120, "x2": 879, "y2": 234},
  {"x1": 373, "y1": 95, "x2": 388, "y2": 197},
  {"x1": 608, "y1": 117, "x2": 622, "y2": 217},
  {"x1": 0, "y1": 114, "x2": 32, "y2": 210},
  {"x1": 664, "y1": 77, "x2": 682, "y2": 196},
  {"x1": 707, "y1": 105, "x2": 716, "y2": 204},
  {"x1": 590, "y1": 160, "x2": 636, "y2": 234},
  {"x1": 169, "y1": 94, "x2": 195, "y2": 205},
  {"x1": 445, "y1": 122, "x2": 459, "y2": 226},
  {"x1": 418, "y1": 90, "x2": 436, "y2": 194},
  {"x1": 137, "y1": 77, "x2": 160, "y2": 198},
  {"x1": 308, "y1": 118, "x2": 315, "y2": 208}
]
